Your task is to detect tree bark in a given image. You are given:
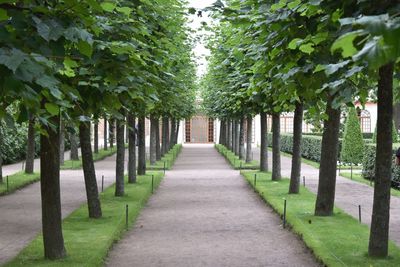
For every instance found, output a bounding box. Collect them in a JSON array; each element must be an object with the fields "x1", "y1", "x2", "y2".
[
  {"x1": 246, "y1": 116, "x2": 252, "y2": 163},
  {"x1": 368, "y1": 62, "x2": 394, "y2": 257},
  {"x1": 219, "y1": 120, "x2": 225, "y2": 145},
  {"x1": 109, "y1": 119, "x2": 115, "y2": 148},
  {"x1": 40, "y1": 115, "x2": 66, "y2": 259},
  {"x1": 138, "y1": 116, "x2": 146, "y2": 175},
  {"x1": 289, "y1": 102, "x2": 303, "y2": 194},
  {"x1": 174, "y1": 121, "x2": 180, "y2": 145},
  {"x1": 25, "y1": 115, "x2": 35, "y2": 174},
  {"x1": 260, "y1": 112, "x2": 268, "y2": 171},
  {"x1": 393, "y1": 102, "x2": 400, "y2": 133},
  {"x1": 79, "y1": 121, "x2": 102, "y2": 218},
  {"x1": 315, "y1": 96, "x2": 341, "y2": 216},
  {"x1": 70, "y1": 131, "x2": 79, "y2": 161},
  {"x1": 94, "y1": 122, "x2": 99, "y2": 154},
  {"x1": 227, "y1": 120, "x2": 232, "y2": 150},
  {"x1": 59, "y1": 119, "x2": 65, "y2": 166},
  {"x1": 232, "y1": 120, "x2": 236, "y2": 153},
  {"x1": 103, "y1": 118, "x2": 108, "y2": 150},
  {"x1": 0, "y1": 123, "x2": 3, "y2": 183},
  {"x1": 156, "y1": 118, "x2": 161, "y2": 160},
  {"x1": 128, "y1": 114, "x2": 136, "y2": 184},
  {"x1": 125, "y1": 118, "x2": 129, "y2": 144},
  {"x1": 162, "y1": 116, "x2": 169, "y2": 155},
  {"x1": 239, "y1": 117, "x2": 245, "y2": 160},
  {"x1": 115, "y1": 117, "x2": 125, "y2": 196},
  {"x1": 170, "y1": 119, "x2": 176, "y2": 149},
  {"x1": 272, "y1": 113, "x2": 281, "y2": 181},
  {"x1": 150, "y1": 115, "x2": 157, "y2": 165}
]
